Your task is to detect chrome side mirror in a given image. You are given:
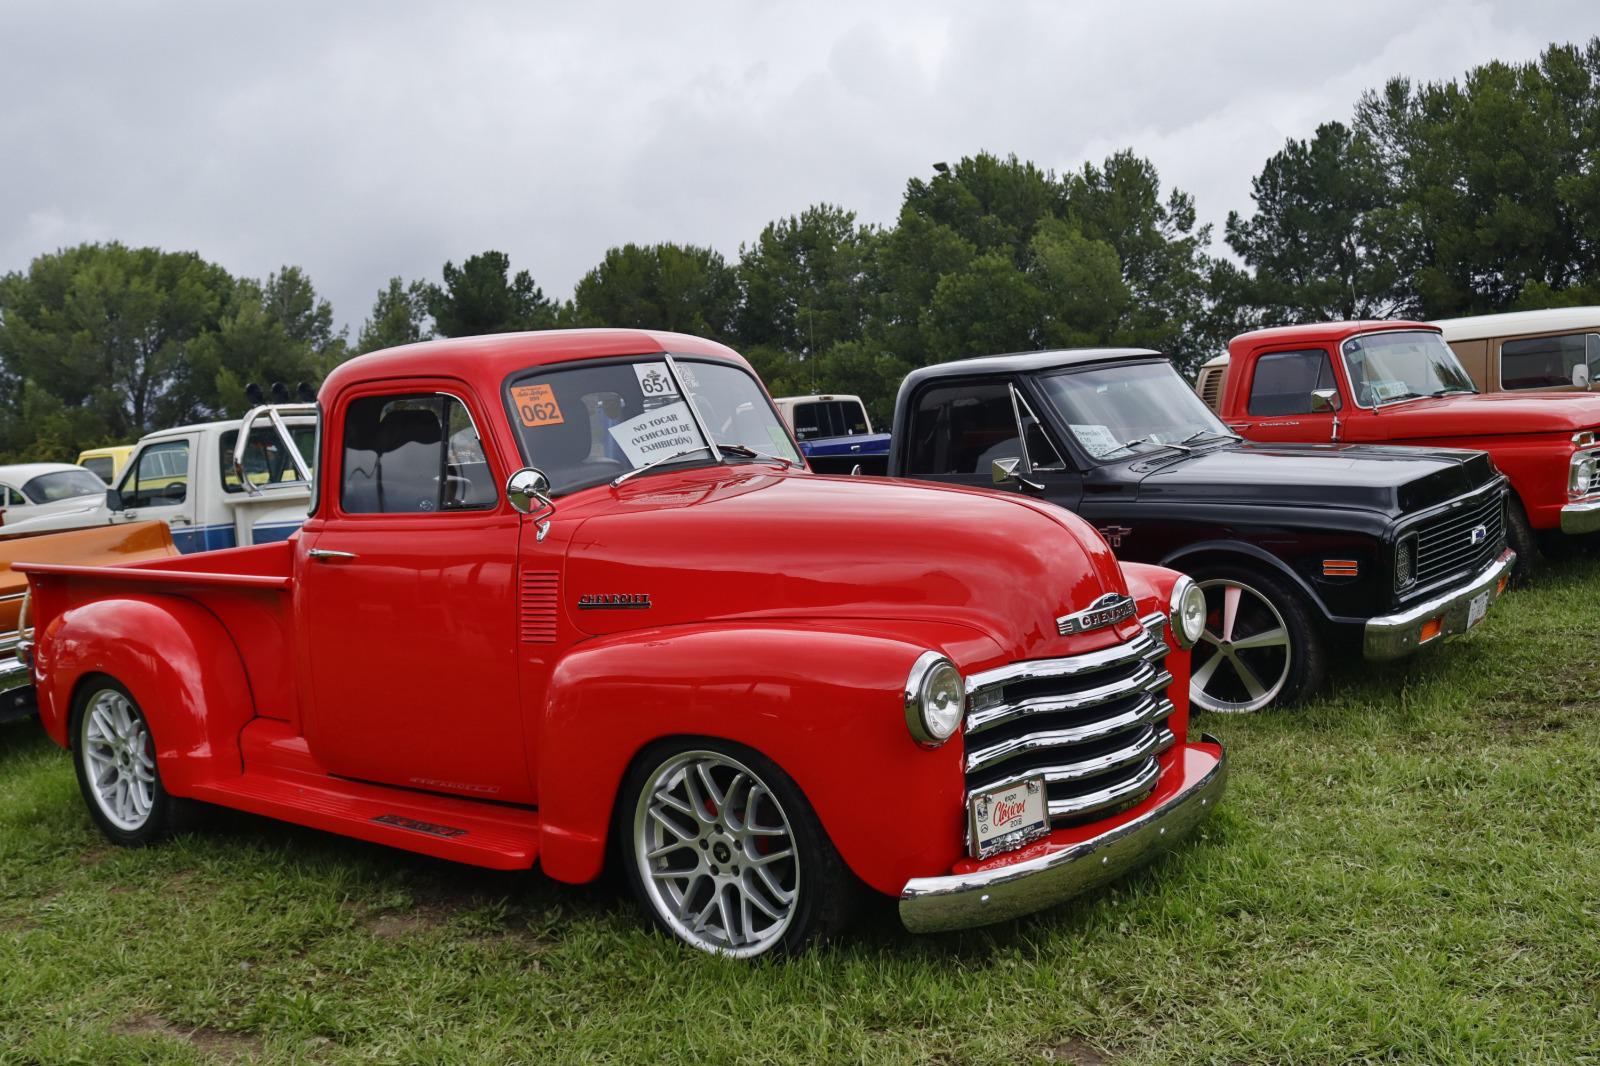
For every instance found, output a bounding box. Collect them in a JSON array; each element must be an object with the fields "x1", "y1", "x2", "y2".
[
  {"x1": 991, "y1": 456, "x2": 1043, "y2": 492},
  {"x1": 506, "y1": 468, "x2": 555, "y2": 521},
  {"x1": 1572, "y1": 363, "x2": 1591, "y2": 389},
  {"x1": 1310, "y1": 388, "x2": 1340, "y2": 413}
]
